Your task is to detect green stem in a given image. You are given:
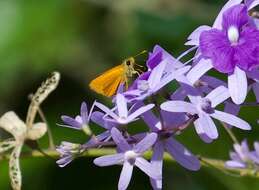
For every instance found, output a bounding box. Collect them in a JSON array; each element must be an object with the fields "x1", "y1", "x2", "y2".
[{"x1": 1, "y1": 148, "x2": 259, "y2": 178}]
